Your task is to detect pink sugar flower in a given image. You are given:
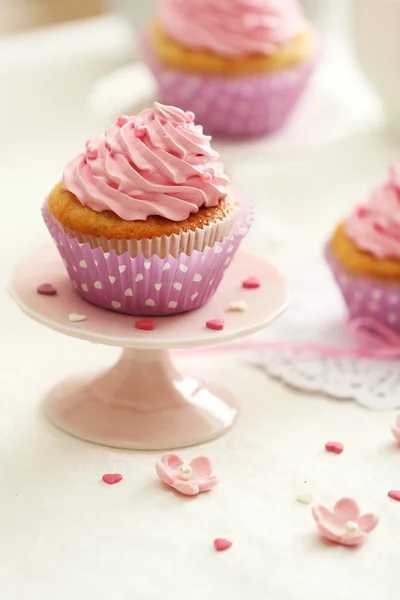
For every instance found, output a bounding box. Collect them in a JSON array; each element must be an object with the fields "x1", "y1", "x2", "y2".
[
  {"x1": 312, "y1": 498, "x2": 379, "y2": 546},
  {"x1": 391, "y1": 414, "x2": 400, "y2": 445},
  {"x1": 155, "y1": 453, "x2": 219, "y2": 496}
]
